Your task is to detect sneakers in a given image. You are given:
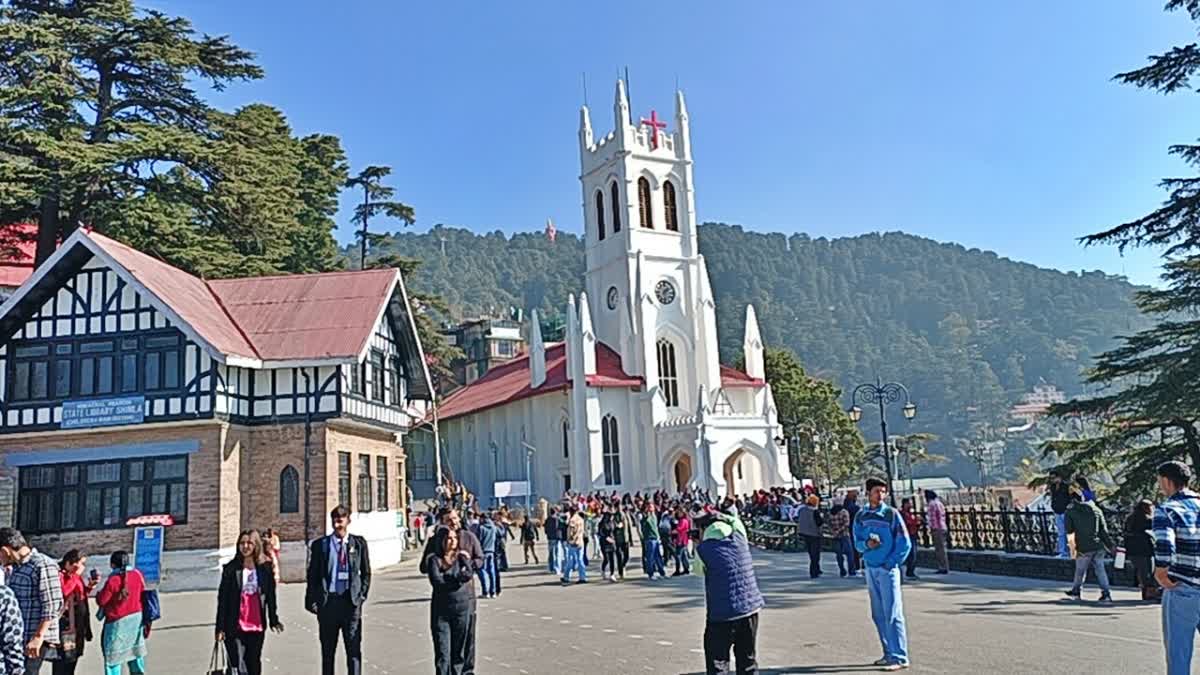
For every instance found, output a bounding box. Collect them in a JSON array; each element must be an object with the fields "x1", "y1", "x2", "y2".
[
  {"x1": 881, "y1": 663, "x2": 910, "y2": 671},
  {"x1": 1098, "y1": 593, "x2": 1113, "y2": 604},
  {"x1": 1064, "y1": 588, "x2": 1081, "y2": 600},
  {"x1": 873, "y1": 658, "x2": 891, "y2": 666}
]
